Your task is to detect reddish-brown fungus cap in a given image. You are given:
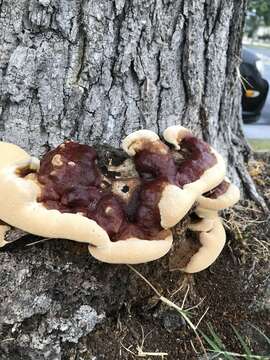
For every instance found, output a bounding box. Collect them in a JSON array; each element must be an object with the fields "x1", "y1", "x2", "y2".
[
  {"x1": 36, "y1": 140, "x2": 174, "y2": 263},
  {"x1": 121, "y1": 127, "x2": 227, "y2": 229}
]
